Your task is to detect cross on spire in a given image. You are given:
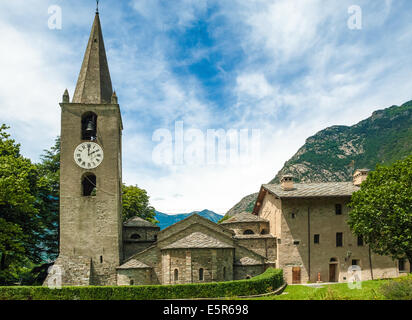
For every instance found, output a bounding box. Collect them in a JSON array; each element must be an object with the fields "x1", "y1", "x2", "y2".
[{"x1": 96, "y1": 0, "x2": 99, "y2": 14}]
